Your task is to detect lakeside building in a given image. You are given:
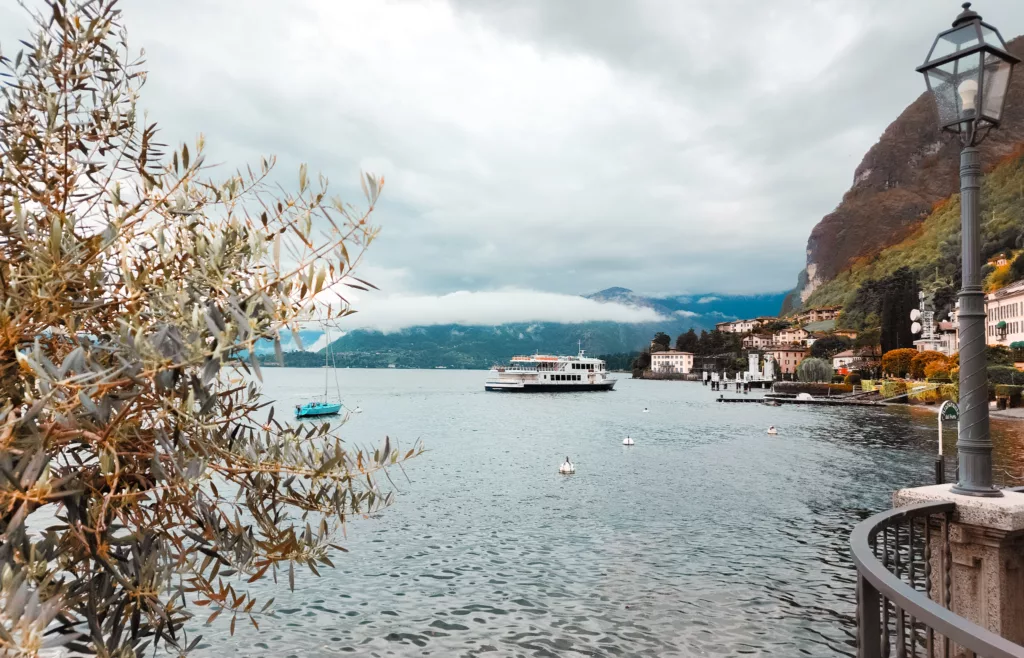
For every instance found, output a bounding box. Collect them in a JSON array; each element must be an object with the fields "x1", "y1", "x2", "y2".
[
  {"x1": 742, "y1": 333, "x2": 775, "y2": 350},
  {"x1": 832, "y1": 349, "x2": 871, "y2": 372},
  {"x1": 650, "y1": 350, "x2": 694, "y2": 374},
  {"x1": 794, "y1": 306, "x2": 841, "y2": 325},
  {"x1": 767, "y1": 345, "x2": 808, "y2": 376},
  {"x1": 775, "y1": 326, "x2": 810, "y2": 345},
  {"x1": 938, "y1": 303, "x2": 960, "y2": 355},
  {"x1": 804, "y1": 331, "x2": 829, "y2": 347},
  {"x1": 715, "y1": 319, "x2": 760, "y2": 334},
  {"x1": 985, "y1": 280, "x2": 1024, "y2": 346}
]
